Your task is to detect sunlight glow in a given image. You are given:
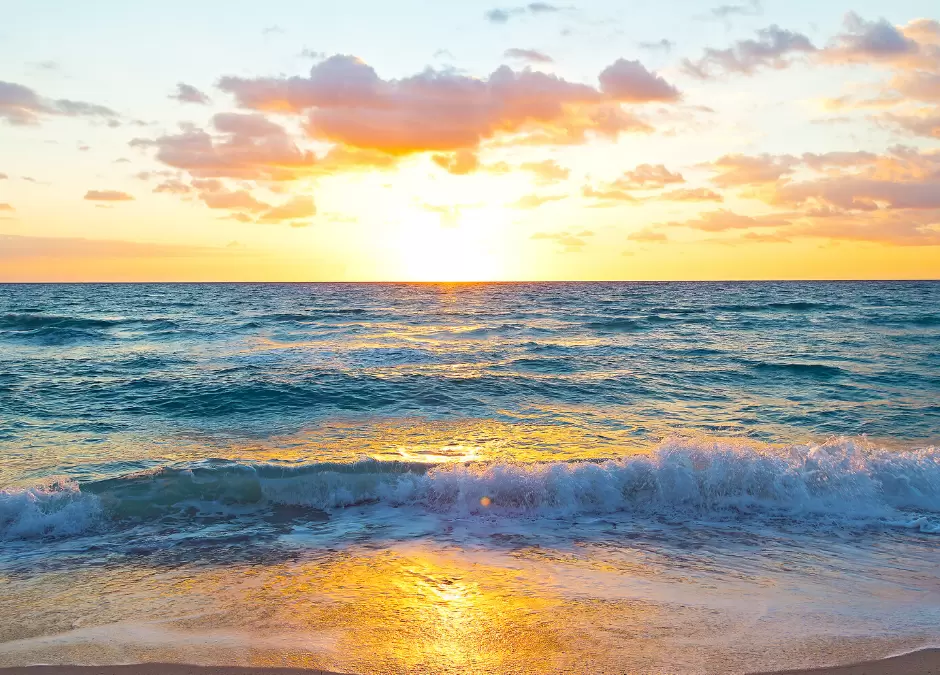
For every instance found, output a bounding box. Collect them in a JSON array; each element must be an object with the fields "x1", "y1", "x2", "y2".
[{"x1": 389, "y1": 207, "x2": 510, "y2": 282}]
